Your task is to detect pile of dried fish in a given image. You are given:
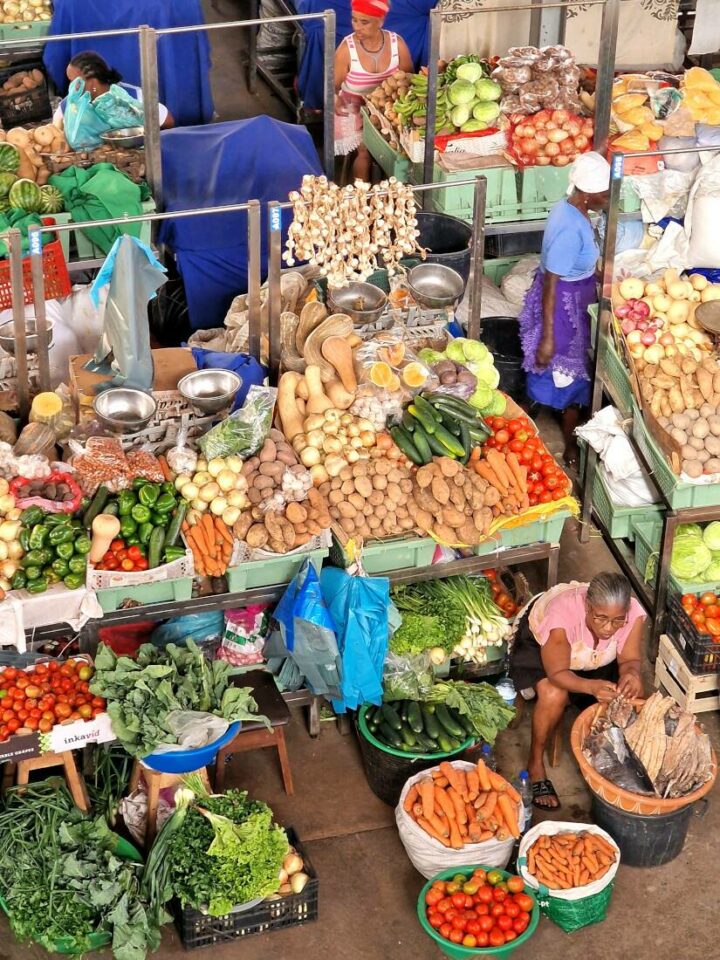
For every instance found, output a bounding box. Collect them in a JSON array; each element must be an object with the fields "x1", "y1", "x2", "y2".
[{"x1": 583, "y1": 692, "x2": 713, "y2": 799}]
